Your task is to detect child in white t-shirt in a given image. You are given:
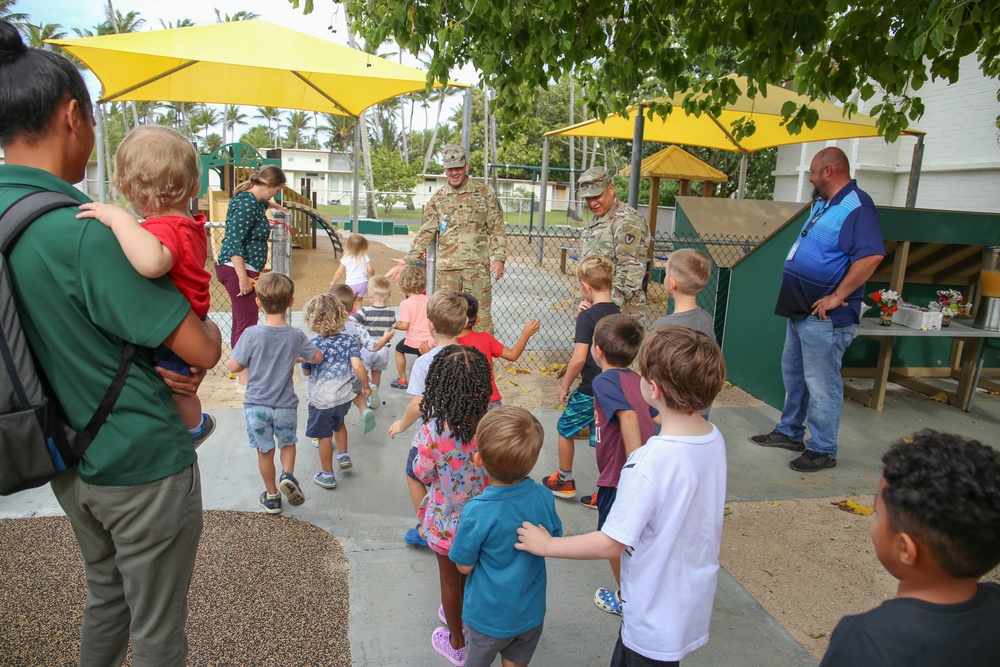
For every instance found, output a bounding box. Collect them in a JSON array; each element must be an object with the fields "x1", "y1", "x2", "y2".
[
  {"x1": 517, "y1": 325, "x2": 728, "y2": 665},
  {"x1": 331, "y1": 233, "x2": 372, "y2": 313}
]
